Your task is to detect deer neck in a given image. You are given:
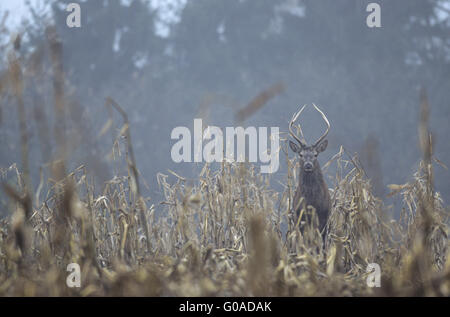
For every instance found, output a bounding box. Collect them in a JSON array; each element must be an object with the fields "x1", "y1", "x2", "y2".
[{"x1": 299, "y1": 164, "x2": 324, "y2": 191}]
